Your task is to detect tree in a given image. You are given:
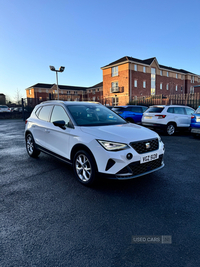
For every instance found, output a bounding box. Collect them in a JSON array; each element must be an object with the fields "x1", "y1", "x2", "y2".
[{"x1": 14, "y1": 89, "x2": 23, "y2": 105}]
